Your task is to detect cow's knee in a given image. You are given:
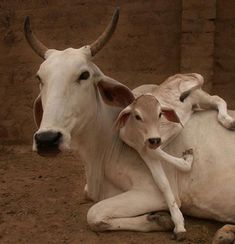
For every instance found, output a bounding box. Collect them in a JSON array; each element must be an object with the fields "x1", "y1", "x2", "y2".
[{"x1": 87, "y1": 204, "x2": 111, "y2": 231}]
